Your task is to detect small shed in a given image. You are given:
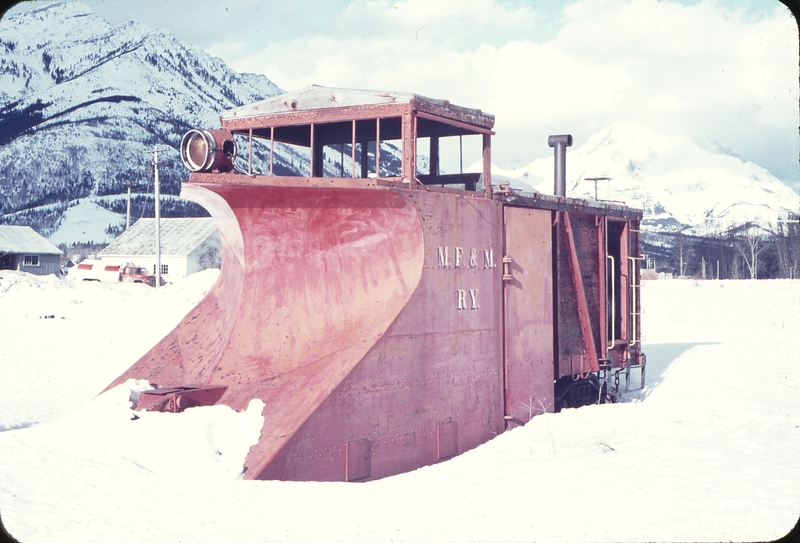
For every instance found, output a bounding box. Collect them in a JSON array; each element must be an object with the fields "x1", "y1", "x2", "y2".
[
  {"x1": 98, "y1": 218, "x2": 220, "y2": 281},
  {"x1": 0, "y1": 225, "x2": 63, "y2": 276},
  {"x1": 656, "y1": 266, "x2": 676, "y2": 280}
]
